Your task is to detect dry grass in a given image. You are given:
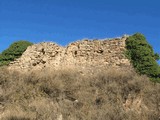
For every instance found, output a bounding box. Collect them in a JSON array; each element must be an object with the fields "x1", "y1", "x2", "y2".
[{"x1": 0, "y1": 66, "x2": 159, "y2": 120}]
